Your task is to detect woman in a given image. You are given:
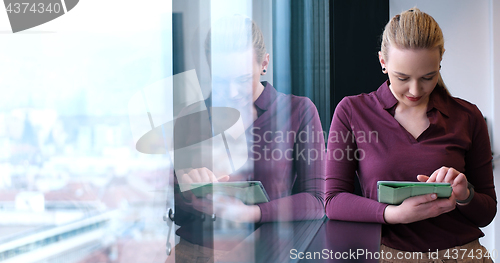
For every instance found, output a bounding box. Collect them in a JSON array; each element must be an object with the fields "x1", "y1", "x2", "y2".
[
  {"x1": 171, "y1": 15, "x2": 325, "y2": 262},
  {"x1": 325, "y1": 8, "x2": 496, "y2": 262}
]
